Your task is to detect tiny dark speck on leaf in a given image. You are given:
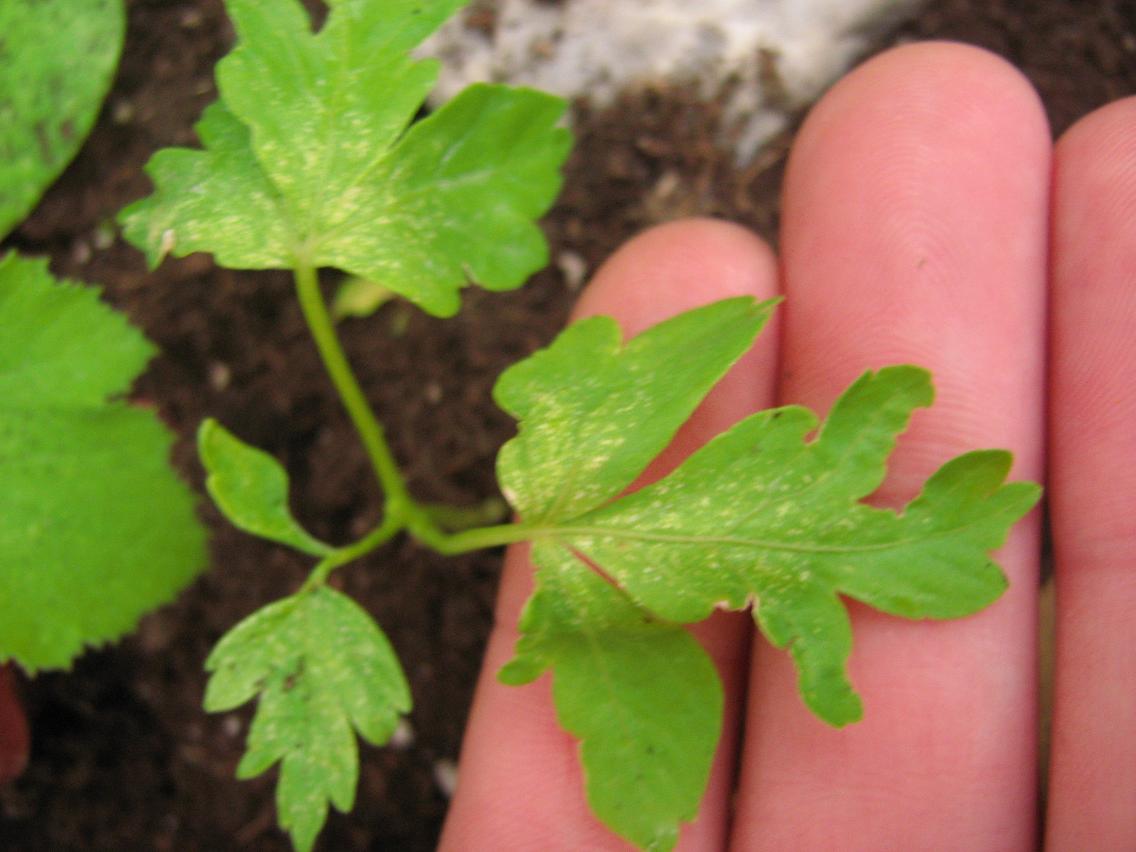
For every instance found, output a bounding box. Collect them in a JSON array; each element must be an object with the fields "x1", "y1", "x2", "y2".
[
  {"x1": 33, "y1": 122, "x2": 52, "y2": 160},
  {"x1": 282, "y1": 659, "x2": 306, "y2": 692}
]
